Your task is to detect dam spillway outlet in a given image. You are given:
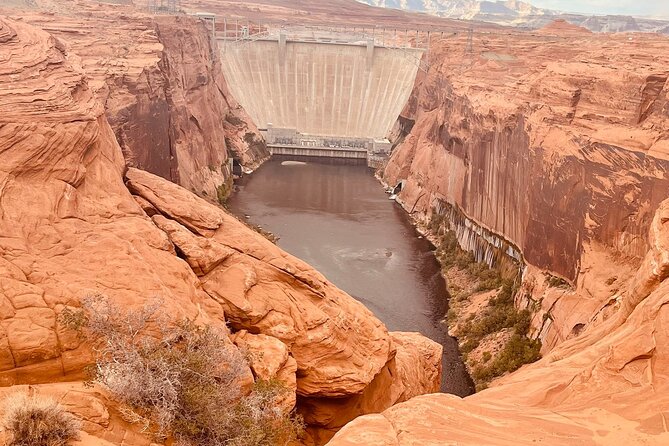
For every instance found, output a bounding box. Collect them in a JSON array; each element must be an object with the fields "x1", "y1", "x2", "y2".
[{"x1": 219, "y1": 34, "x2": 423, "y2": 150}]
